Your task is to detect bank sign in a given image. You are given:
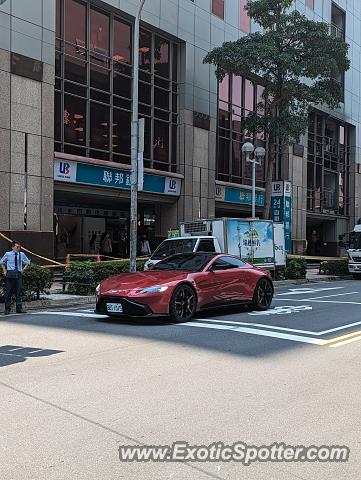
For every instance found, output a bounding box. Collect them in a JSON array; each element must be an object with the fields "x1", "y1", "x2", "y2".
[
  {"x1": 54, "y1": 159, "x2": 181, "y2": 196},
  {"x1": 271, "y1": 181, "x2": 292, "y2": 253},
  {"x1": 215, "y1": 185, "x2": 265, "y2": 206}
]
